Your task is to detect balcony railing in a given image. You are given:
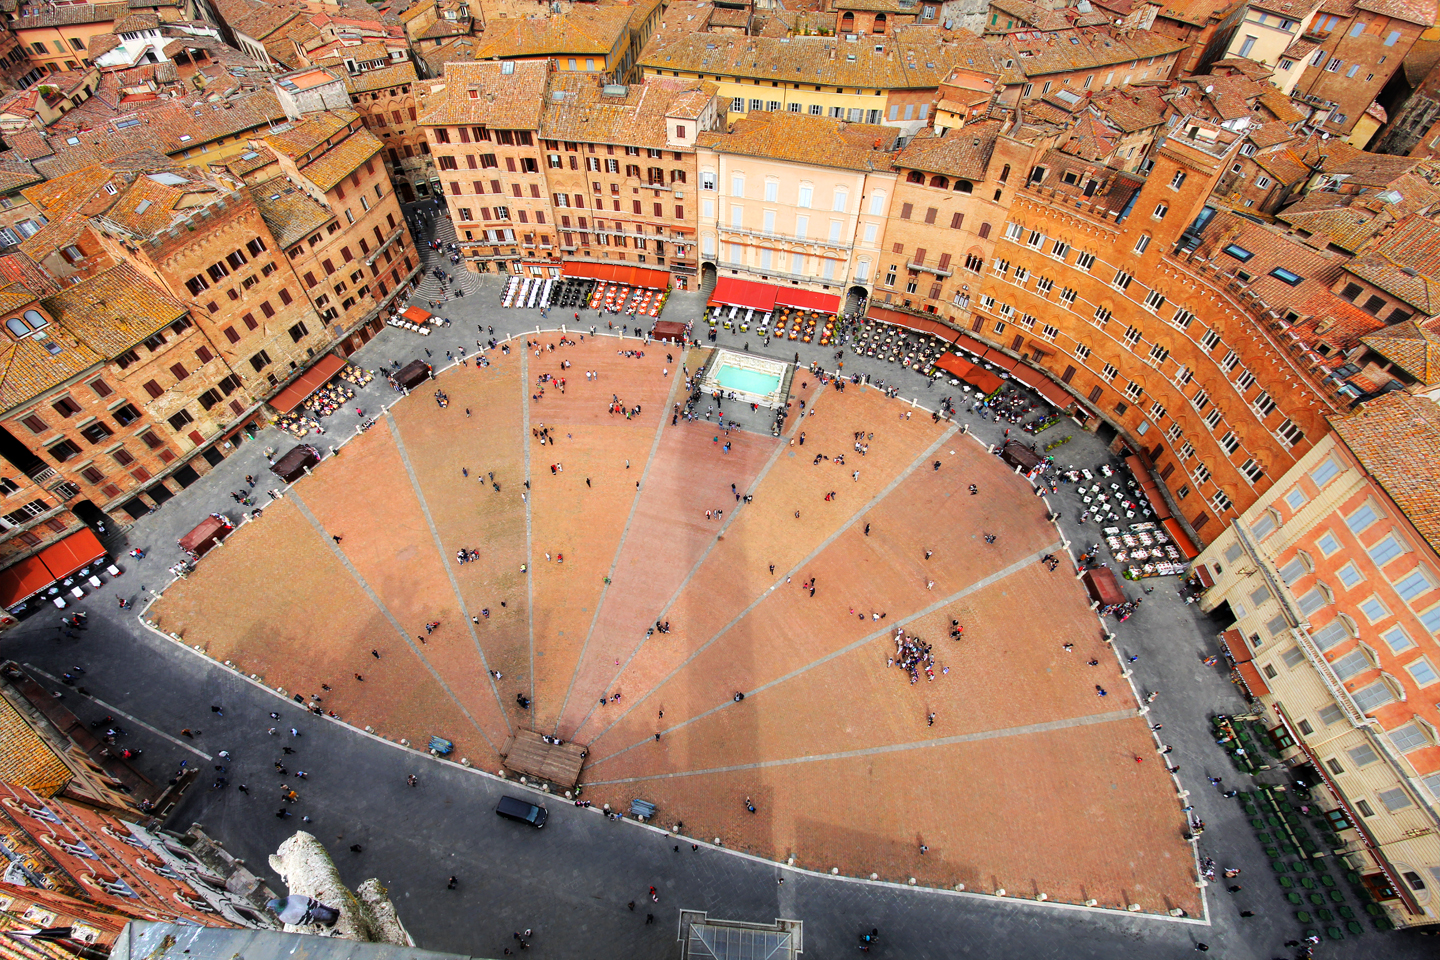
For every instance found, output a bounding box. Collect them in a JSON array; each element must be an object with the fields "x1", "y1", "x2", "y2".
[{"x1": 718, "y1": 223, "x2": 853, "y2": 253}]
